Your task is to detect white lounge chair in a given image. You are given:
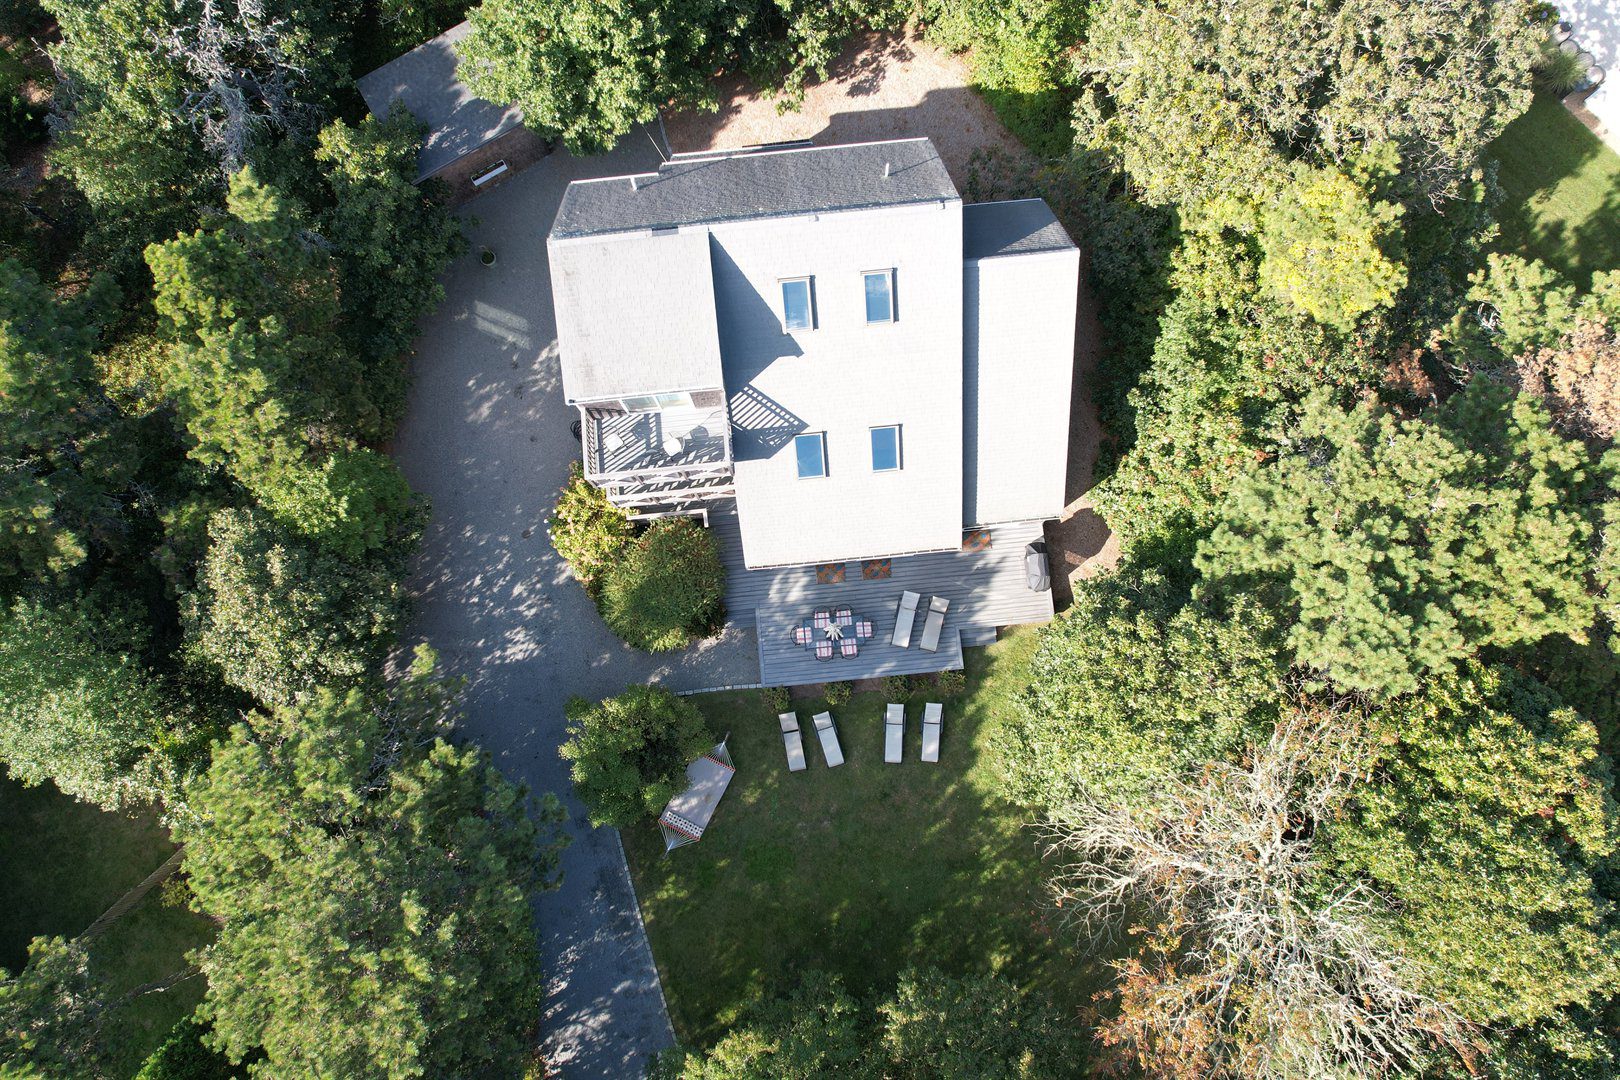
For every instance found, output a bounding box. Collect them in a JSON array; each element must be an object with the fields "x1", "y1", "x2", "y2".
[
  {"x1": 918, "y1": 596, "x2": 950, "y2": 653},
  {"x1": 812, "y1": 712, "x2": 844, "y2": 767},
  {"x1": 921, "y1": 702, "x2": 942, "y2": 763},
  {"x1": 779, "y1": 712, "x2": 807, "y2": 772},
  {"x1": 884, "y1": 703, "x2": 904, "y2": 764},
  {"x1": 892, "y1": 590, "x2": 920, "y2": 647}
]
